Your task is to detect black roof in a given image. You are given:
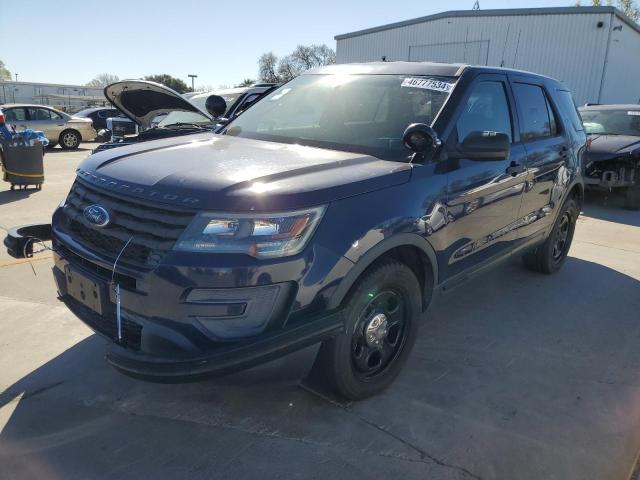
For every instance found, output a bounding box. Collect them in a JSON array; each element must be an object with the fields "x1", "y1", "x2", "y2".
[{"x1": 305, "y1": 61, "x2": 560, "y2": 83}]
